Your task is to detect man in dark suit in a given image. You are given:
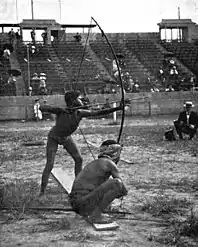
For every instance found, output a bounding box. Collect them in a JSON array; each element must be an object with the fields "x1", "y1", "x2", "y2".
[{"x1": 174, "y1": 101, "x2": 198, "y2": 140}]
